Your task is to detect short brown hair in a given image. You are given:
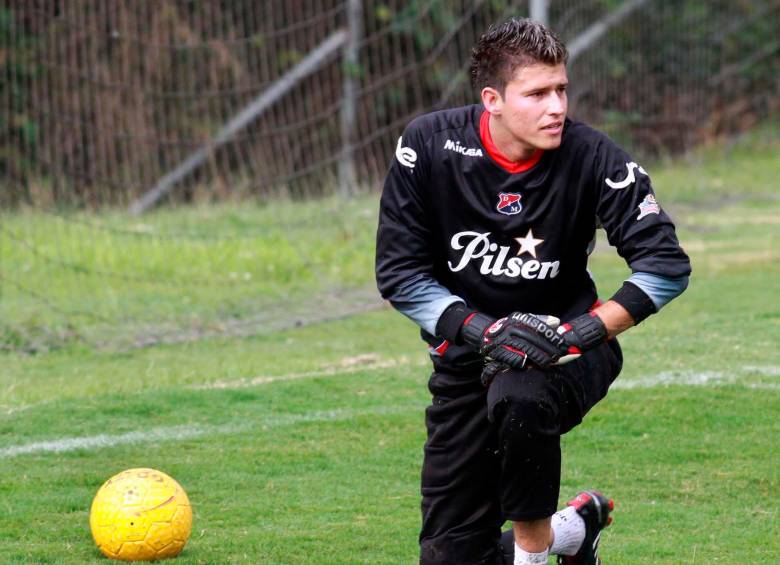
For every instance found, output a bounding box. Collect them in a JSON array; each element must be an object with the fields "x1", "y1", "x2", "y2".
[{"x1": 470, "y1": 18, "x2": 568, "y2": 95}]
